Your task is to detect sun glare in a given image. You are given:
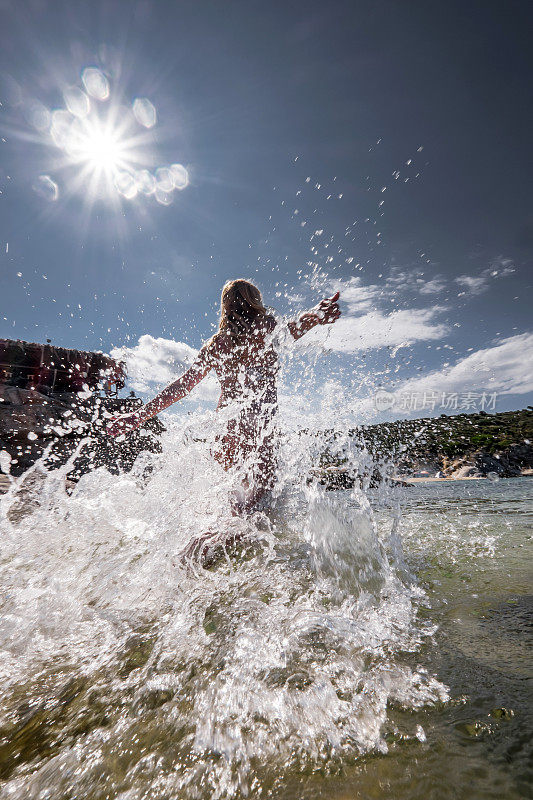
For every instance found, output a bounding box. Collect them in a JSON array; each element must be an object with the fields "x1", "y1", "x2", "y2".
[
  {"x1": 76, "y1": 126, "x2": 122, "y2": 172},
  {"x1": 17, "y1": 66, "x2": 189, "y2": 208},
  {"x1": 49, "y1": 101, "x2": 141, "y2": 201},
  {"x1": 80, "y1": 131, "x2": 119, "y2": 171}
]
